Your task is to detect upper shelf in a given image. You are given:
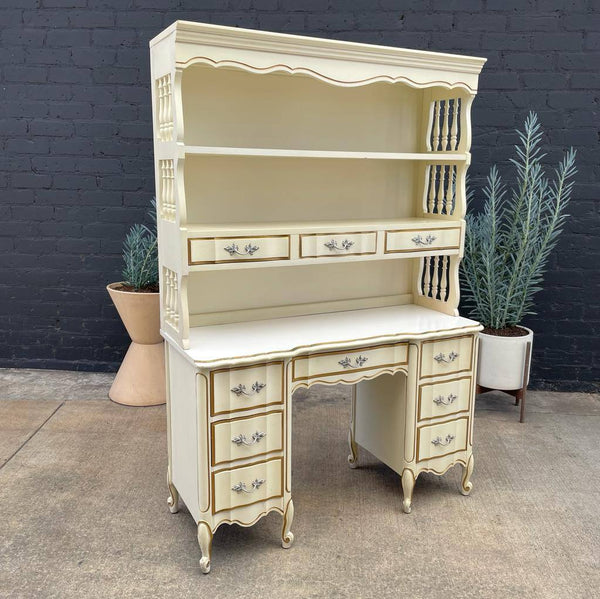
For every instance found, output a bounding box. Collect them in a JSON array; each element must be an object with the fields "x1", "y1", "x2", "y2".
[{"x1": 180, "y1": 146, "x2": 469, "y2": 162}]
